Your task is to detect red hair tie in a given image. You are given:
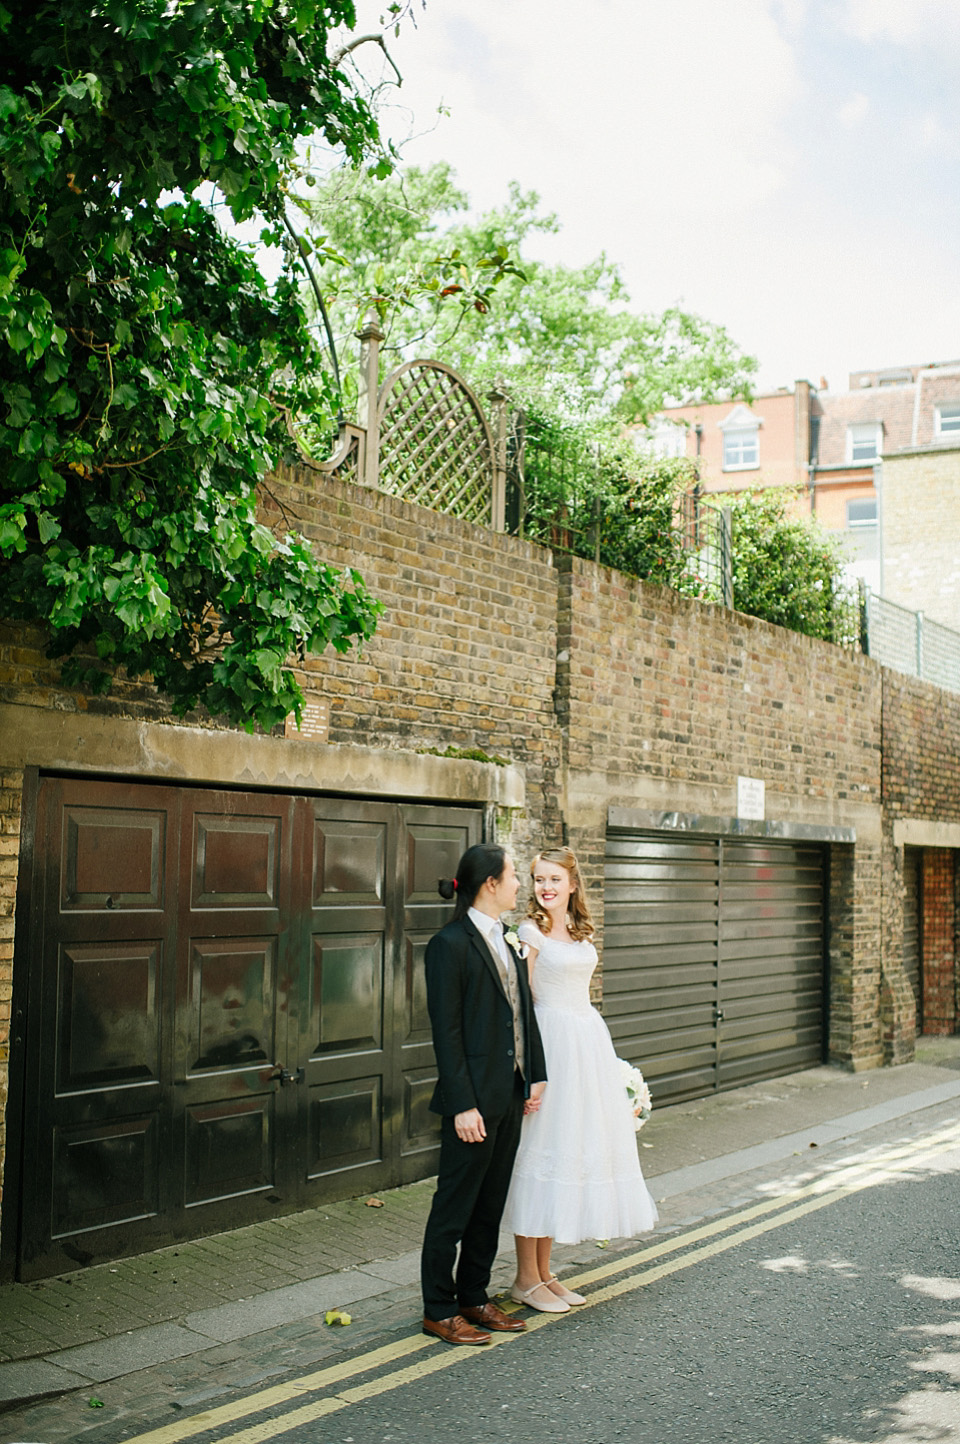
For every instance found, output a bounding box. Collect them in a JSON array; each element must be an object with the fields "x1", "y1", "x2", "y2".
[{"x1": 452, "y1": 879, "x2": 458, "y2": 891}]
